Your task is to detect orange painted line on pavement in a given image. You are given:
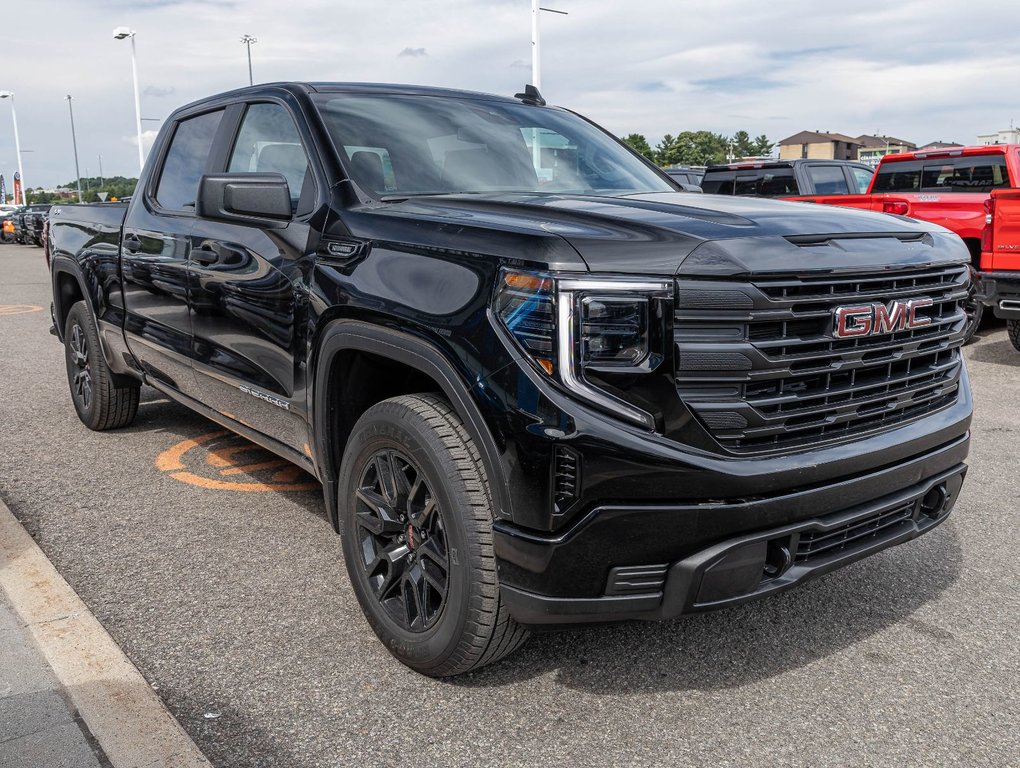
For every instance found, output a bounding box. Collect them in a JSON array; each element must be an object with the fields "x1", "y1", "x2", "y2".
[
  {"x1": 155, "y1": 430, "x2": 318, "y2": 492},
  {"x1": 154, "y1": 431, "x2": 229, "y2": 472},
  {"x1": 0, "y1": 304, "x2": 43, "y2": 316},
  {"x1": 219, "y1": 459, "x2": 290, "y2": 476},
  {"x1": 168, "y1": 470, "x2": 318, "y2": 493}
]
